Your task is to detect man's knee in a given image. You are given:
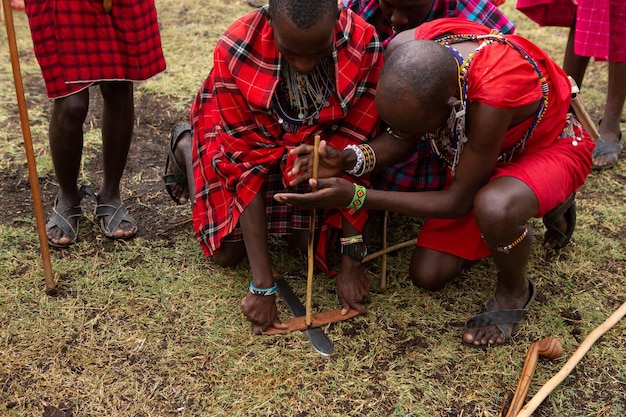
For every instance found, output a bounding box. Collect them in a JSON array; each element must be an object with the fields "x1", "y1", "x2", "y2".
[
  {"x1": 212, "y1": 241, "x2": 246, "y2": 267},
  {"x1": 409, "y1": 248, "x2": 461, "y2": 291}
]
